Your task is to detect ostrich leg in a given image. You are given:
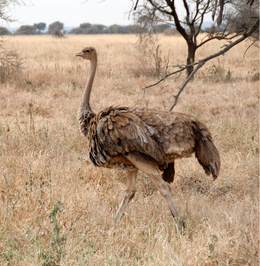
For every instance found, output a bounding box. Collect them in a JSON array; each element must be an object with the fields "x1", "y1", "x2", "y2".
[
  {"x1": 114, "y1": 169, "x2": 138, "y2": 223},
  {"x1": 125, "y1": 153, "x2": 180, "y2": 220}
]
